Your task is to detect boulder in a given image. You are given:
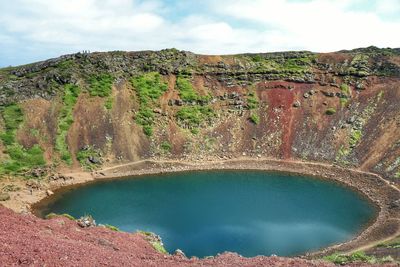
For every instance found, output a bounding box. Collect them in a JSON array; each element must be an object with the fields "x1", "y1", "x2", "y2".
[
  {"x1": 26, "y1": 180, "x2": 40, "y2": 190},
  {"x1": 174, "y1": 249, "x2": 186, "y2": 258},
  {"x1": 88, "y1": 156, "x2": 101, "y2": 164},
  {"x1": 77, "y1": 215, "x2": 96, "y2": 228},
  {"x1": 293, "y1": 100, "x2": 301, "y2": 108}
]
